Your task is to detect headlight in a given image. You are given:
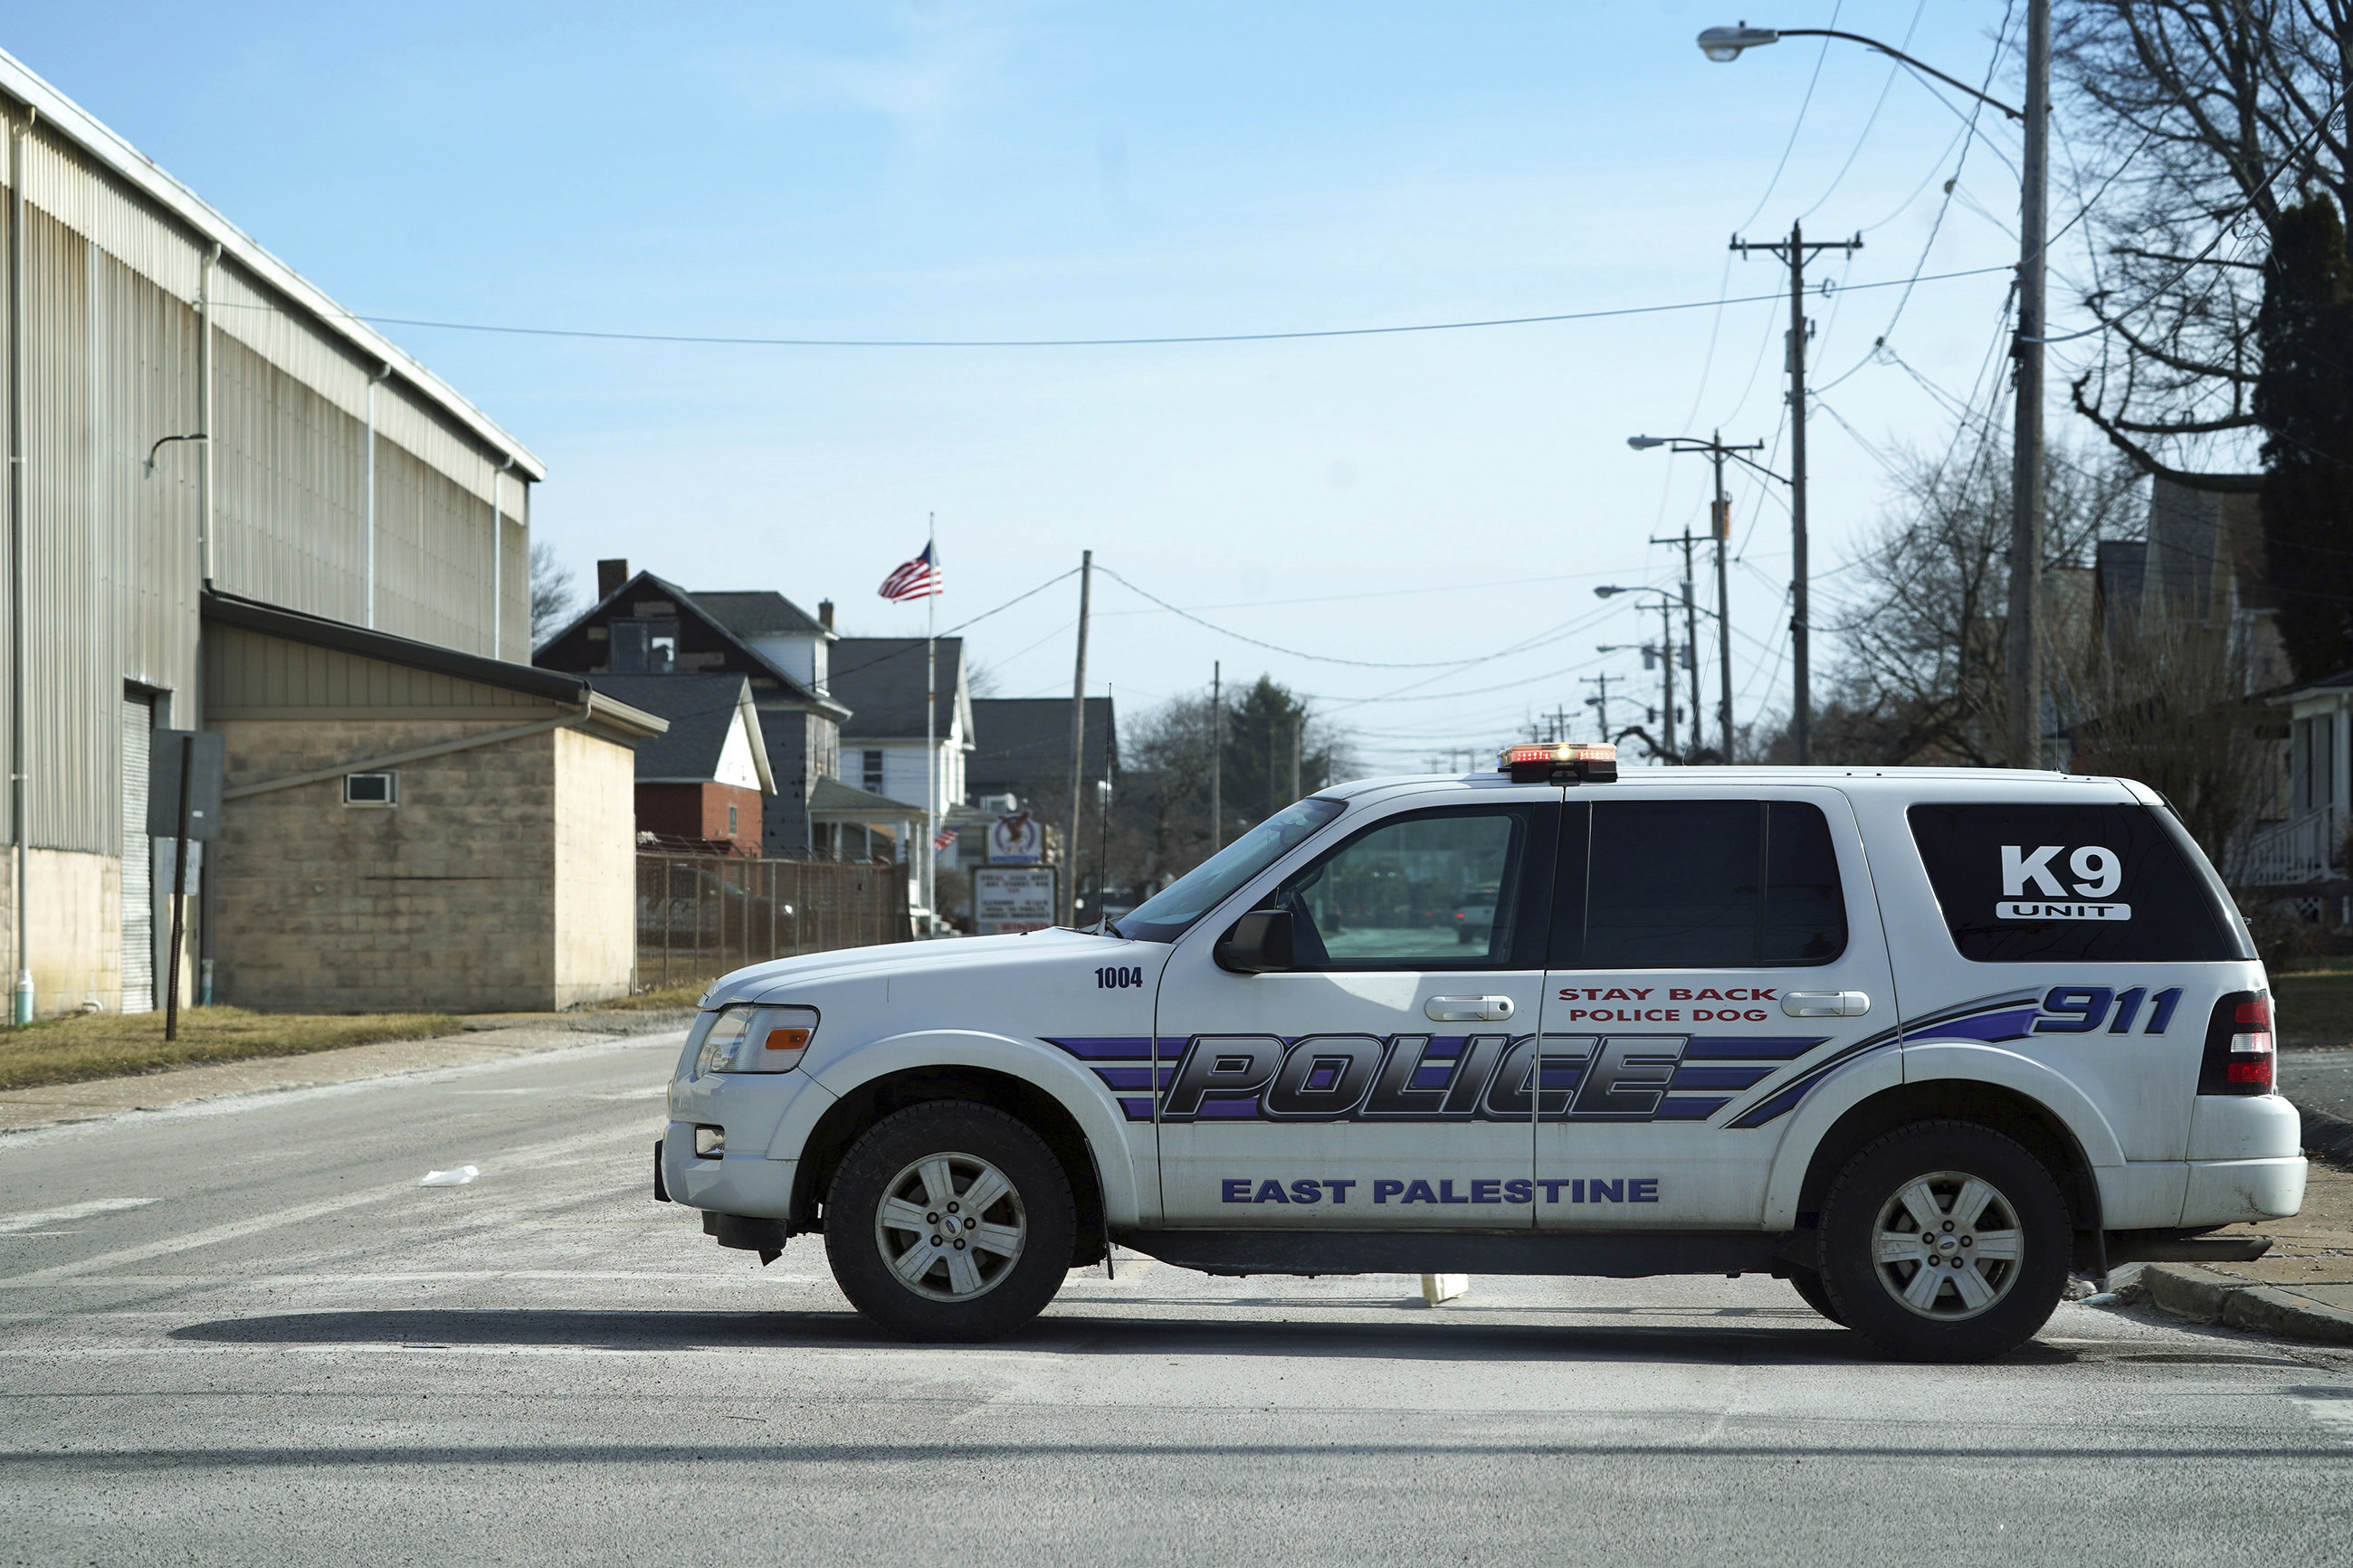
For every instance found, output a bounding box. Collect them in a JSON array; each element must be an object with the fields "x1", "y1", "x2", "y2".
[{"x1": 695, "y1": 1003, "x2": 818, "y2": 1075}]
